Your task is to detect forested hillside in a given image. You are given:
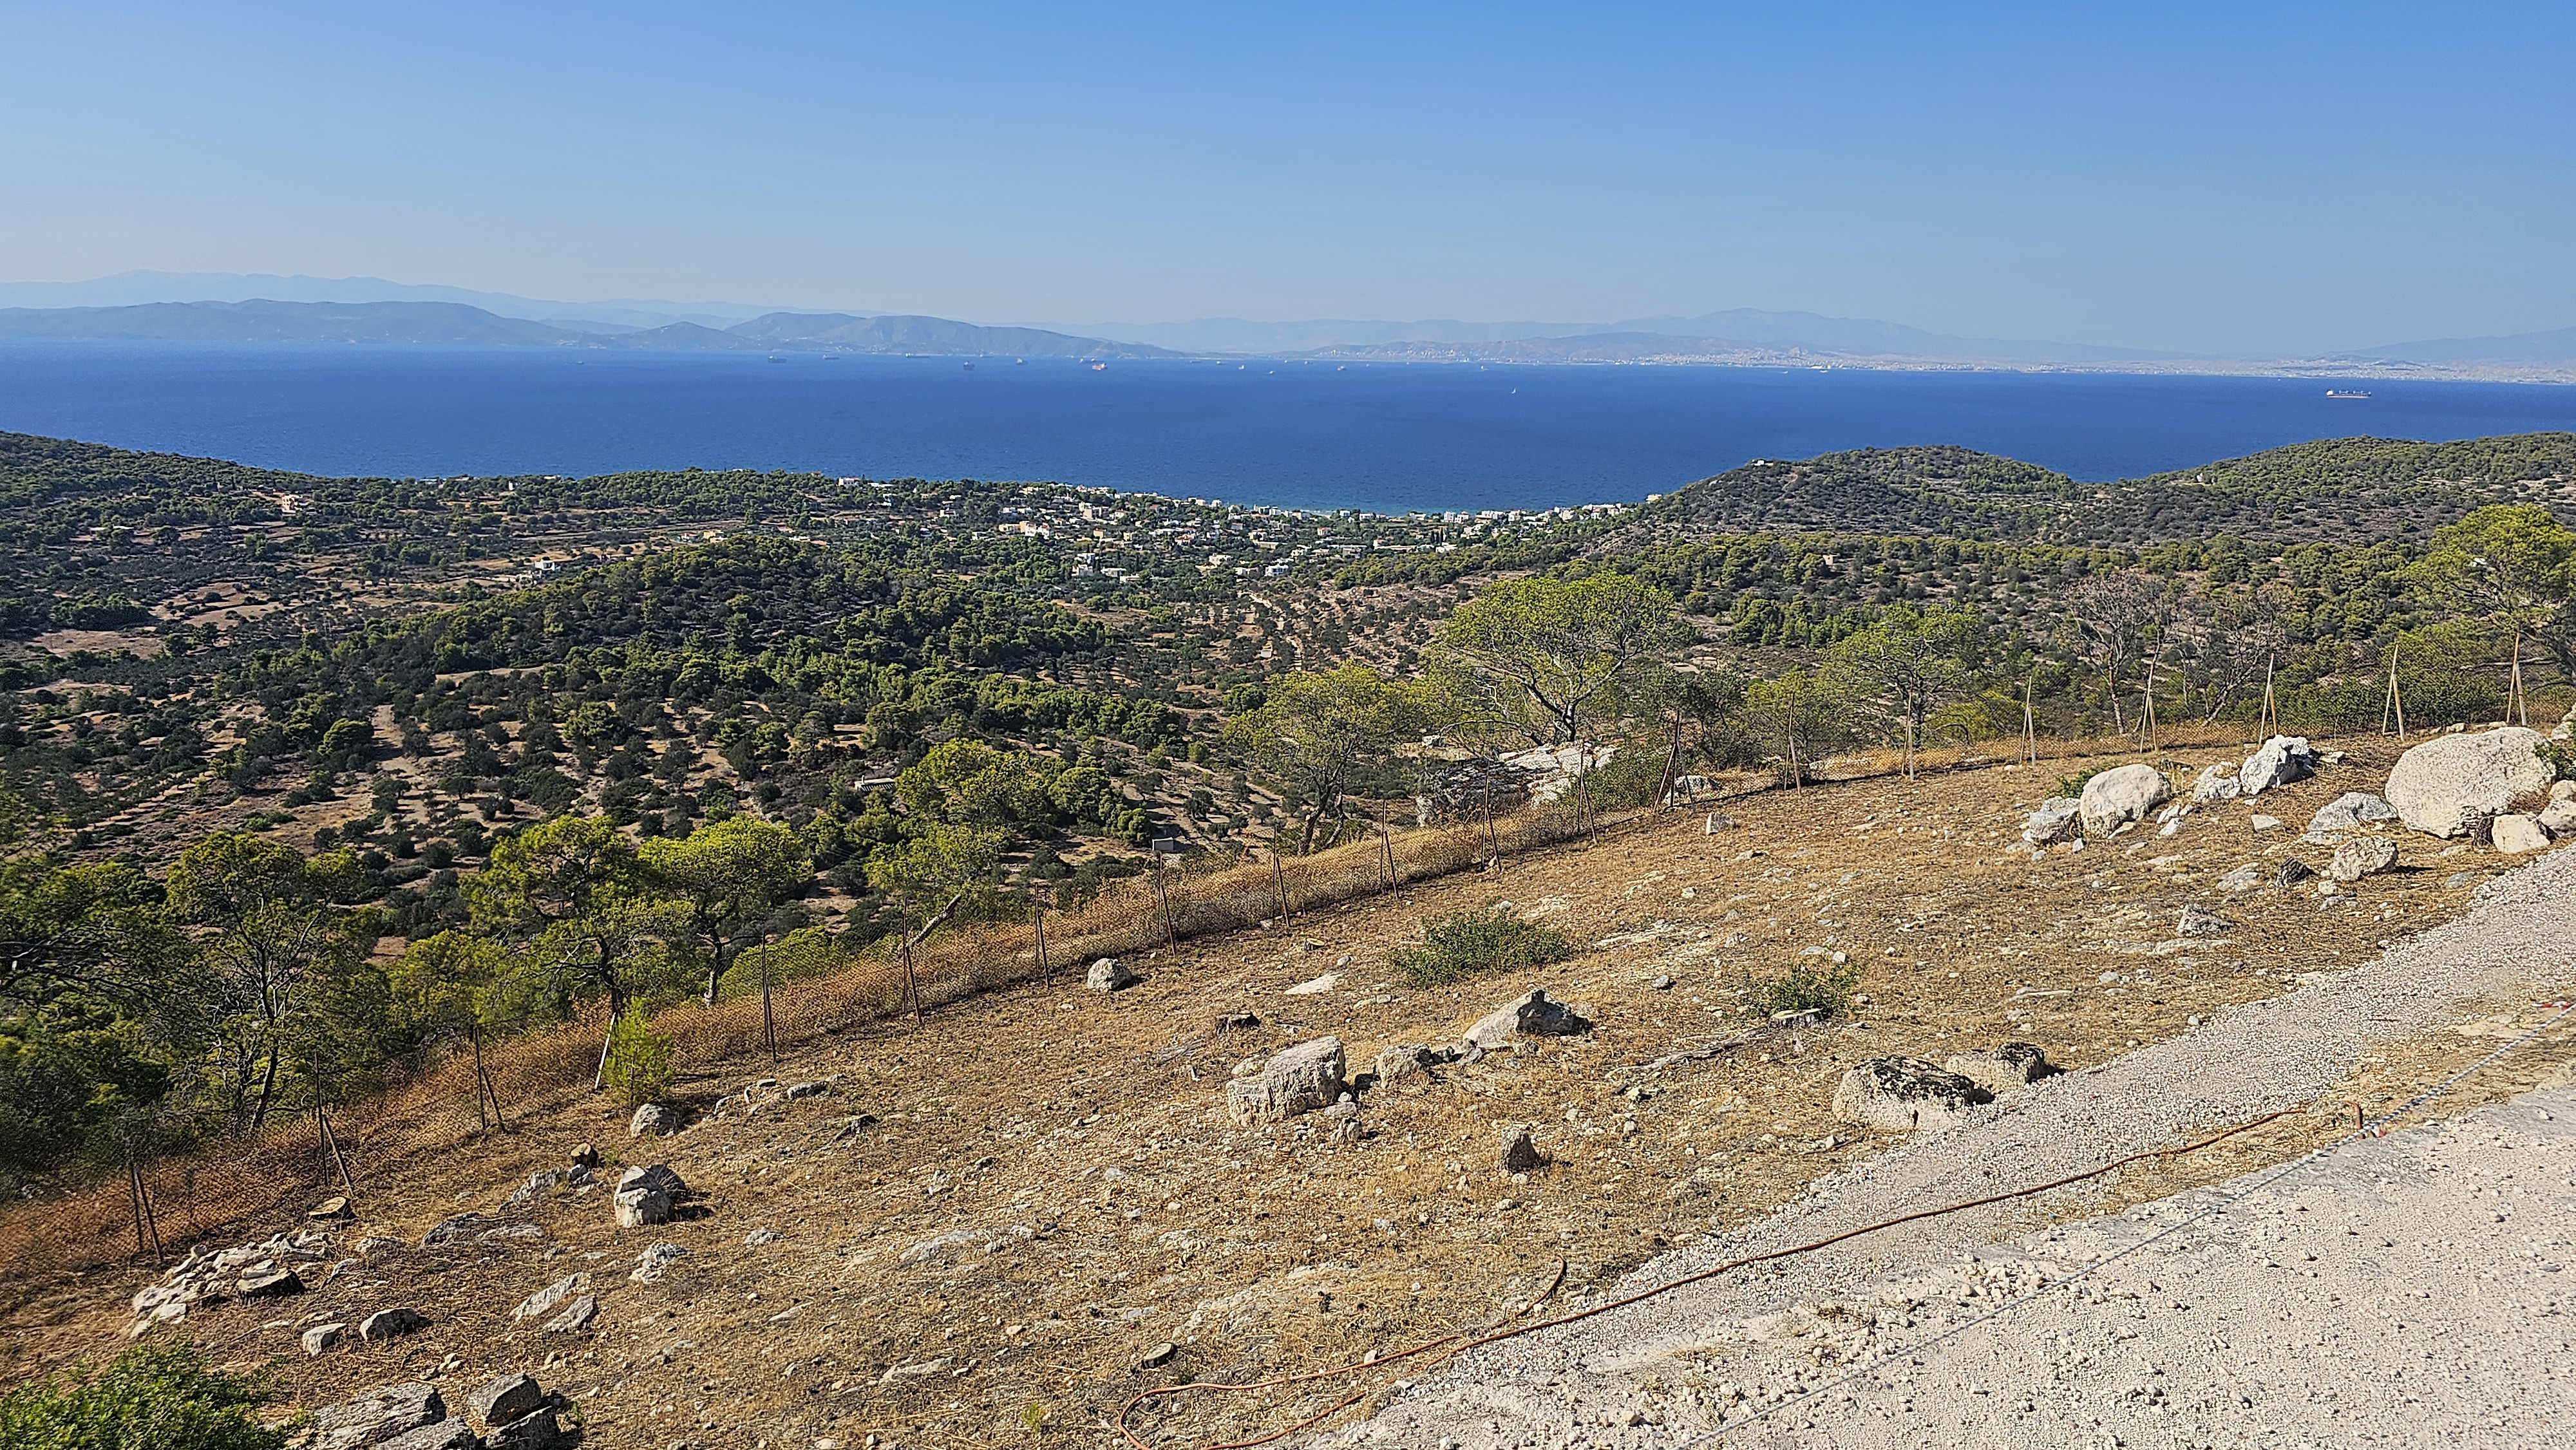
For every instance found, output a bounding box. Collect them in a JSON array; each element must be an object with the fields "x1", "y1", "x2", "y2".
[{"x1": 2, "y1": 428, "x2": 2571, "y2": 1201}]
